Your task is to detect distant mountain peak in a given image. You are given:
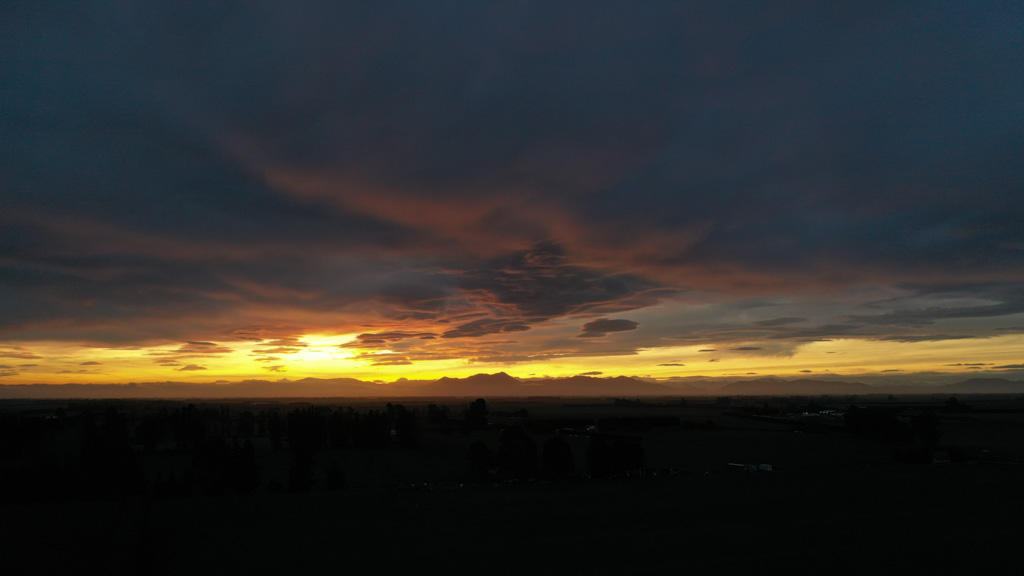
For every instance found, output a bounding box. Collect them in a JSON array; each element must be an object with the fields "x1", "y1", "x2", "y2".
[{"x1": 947, "y1": 378, "x2": 1024, "y2": 393}]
